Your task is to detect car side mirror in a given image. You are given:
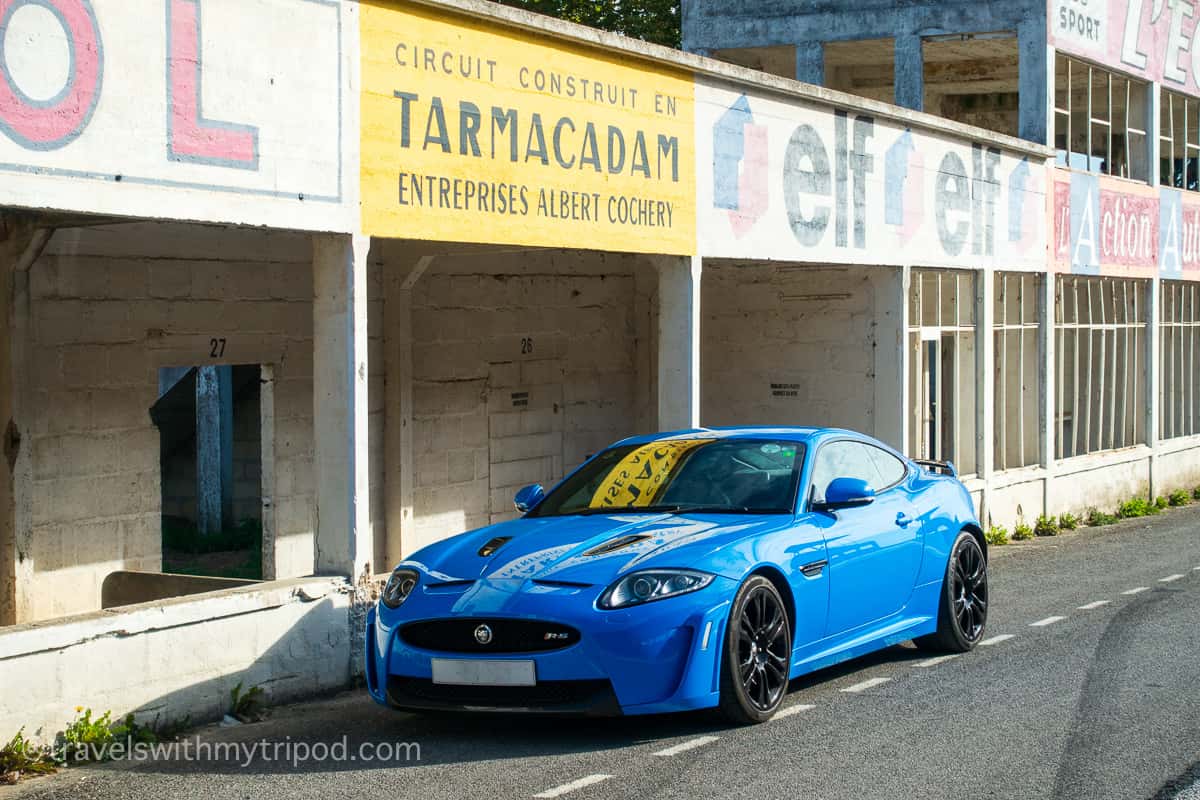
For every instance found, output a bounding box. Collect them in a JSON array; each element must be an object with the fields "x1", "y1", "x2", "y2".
[
  {"x1": 513, "y1": 484, "x2": 545, "y2": 513},
  {"x1": 815, "y1": 477, "x2": 876, "y2": 512}
]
